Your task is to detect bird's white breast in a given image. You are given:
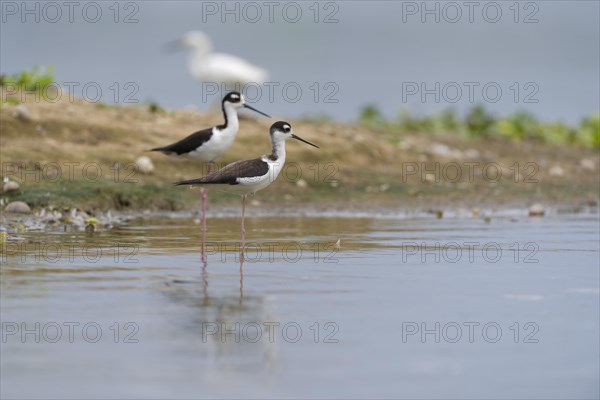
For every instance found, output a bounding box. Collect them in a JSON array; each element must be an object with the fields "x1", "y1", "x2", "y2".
[
  {"x1": 189, "y1": 124, "x2": 238, "y2": 162},
  {"x1": 237, "y1": 155, "x2": 285, "y2": 194}
]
